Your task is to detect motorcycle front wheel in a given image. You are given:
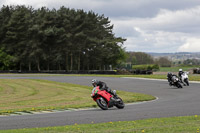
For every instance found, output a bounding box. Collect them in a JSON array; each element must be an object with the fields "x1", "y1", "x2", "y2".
[
  {"x1": 96, "y1": 97, "x2": 108, "y2": 110},
  {"x1": 177, "y1": 82, "x2": 183, "y2": 88},
  {"x1": 185, "y1": 79, "x2": 189, "y2": 86},
  {"x1": 115, "y1": 97, "x2": 125, "y2": 109}
]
